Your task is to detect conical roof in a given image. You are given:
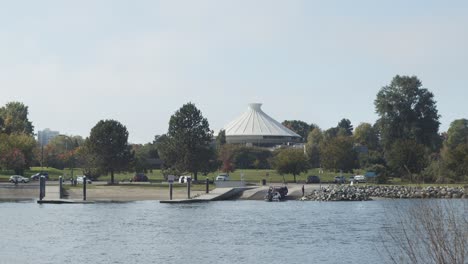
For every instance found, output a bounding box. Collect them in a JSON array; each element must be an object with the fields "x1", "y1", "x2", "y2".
[{"x1": 224, "y1": 103, "x2": 300, "y2": 137}]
